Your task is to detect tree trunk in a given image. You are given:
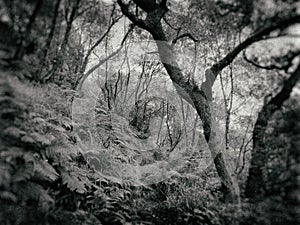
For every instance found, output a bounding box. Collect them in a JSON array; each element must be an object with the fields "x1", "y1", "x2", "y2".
[
  {"x1": 36, "y1": 0, "x2": 61, "y2": 80},
  {"x1": 117, "y1": 2, "x2": 240, "y2": 201},
  {"x1": 45, "y1": 0, "x2": 81, "y2": 82},
  {"x1": 13, "y1": 0, "x2": 43, "y2": 60},
  {"x1": 245, "y1": 63, "x2": 300, "y2": 200}
]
